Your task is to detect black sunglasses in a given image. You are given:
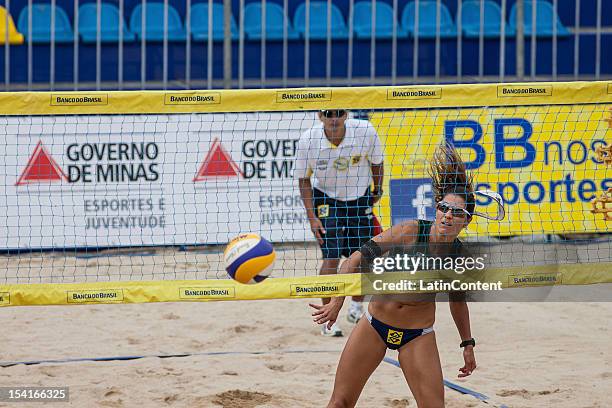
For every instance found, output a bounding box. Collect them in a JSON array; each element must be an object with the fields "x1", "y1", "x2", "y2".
[
  {"x1": 321, "y1": 110, "x2": 347, "y2": 118},
  {"x1": 436, "y1": 201, "x2": 471, "y2": 218}
]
